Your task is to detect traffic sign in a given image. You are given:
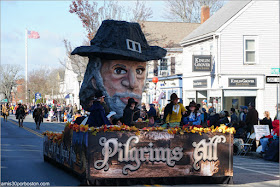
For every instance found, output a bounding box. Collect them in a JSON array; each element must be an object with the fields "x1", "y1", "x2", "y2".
[
  {"x1": 266, "y1": 76, "x2": 280, "y2": 84},
  {"x1": 271, "y1": 68, "x2": 280, "y2": 74},
  {"x1": 1, "y1": 99, "x2": 8, "y2": 103},
  {"x1": 35, "y1": 92, "x2": 42, "y2": 102}
]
